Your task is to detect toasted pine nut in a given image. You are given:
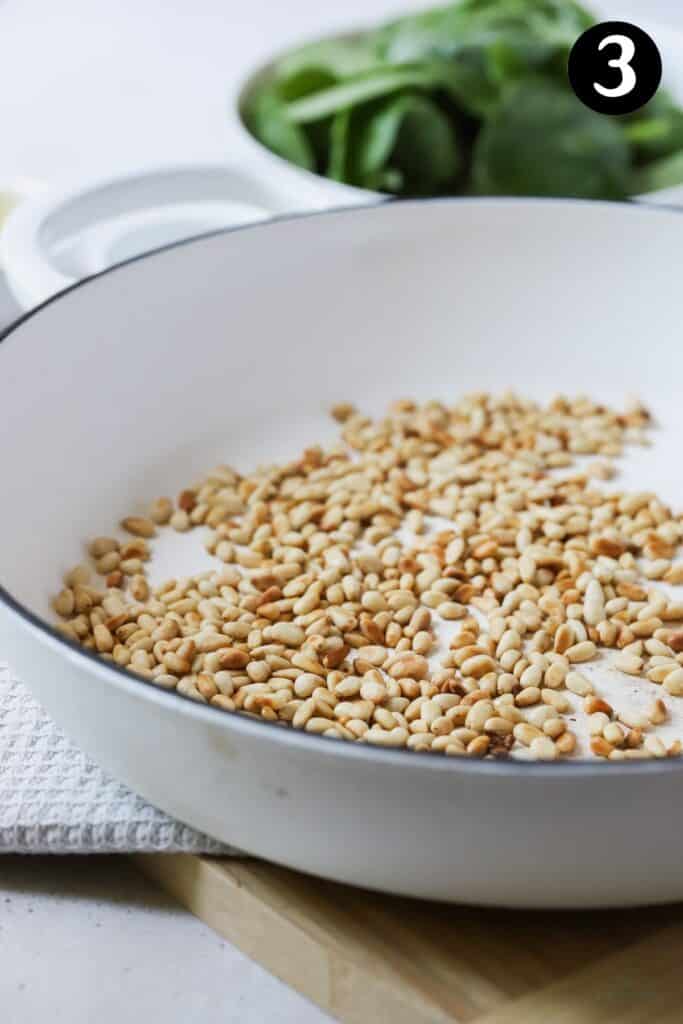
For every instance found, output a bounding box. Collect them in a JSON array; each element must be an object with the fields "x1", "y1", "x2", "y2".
[{"x1": 121, "y1": 516, "x2": 156, "y2": 538}]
